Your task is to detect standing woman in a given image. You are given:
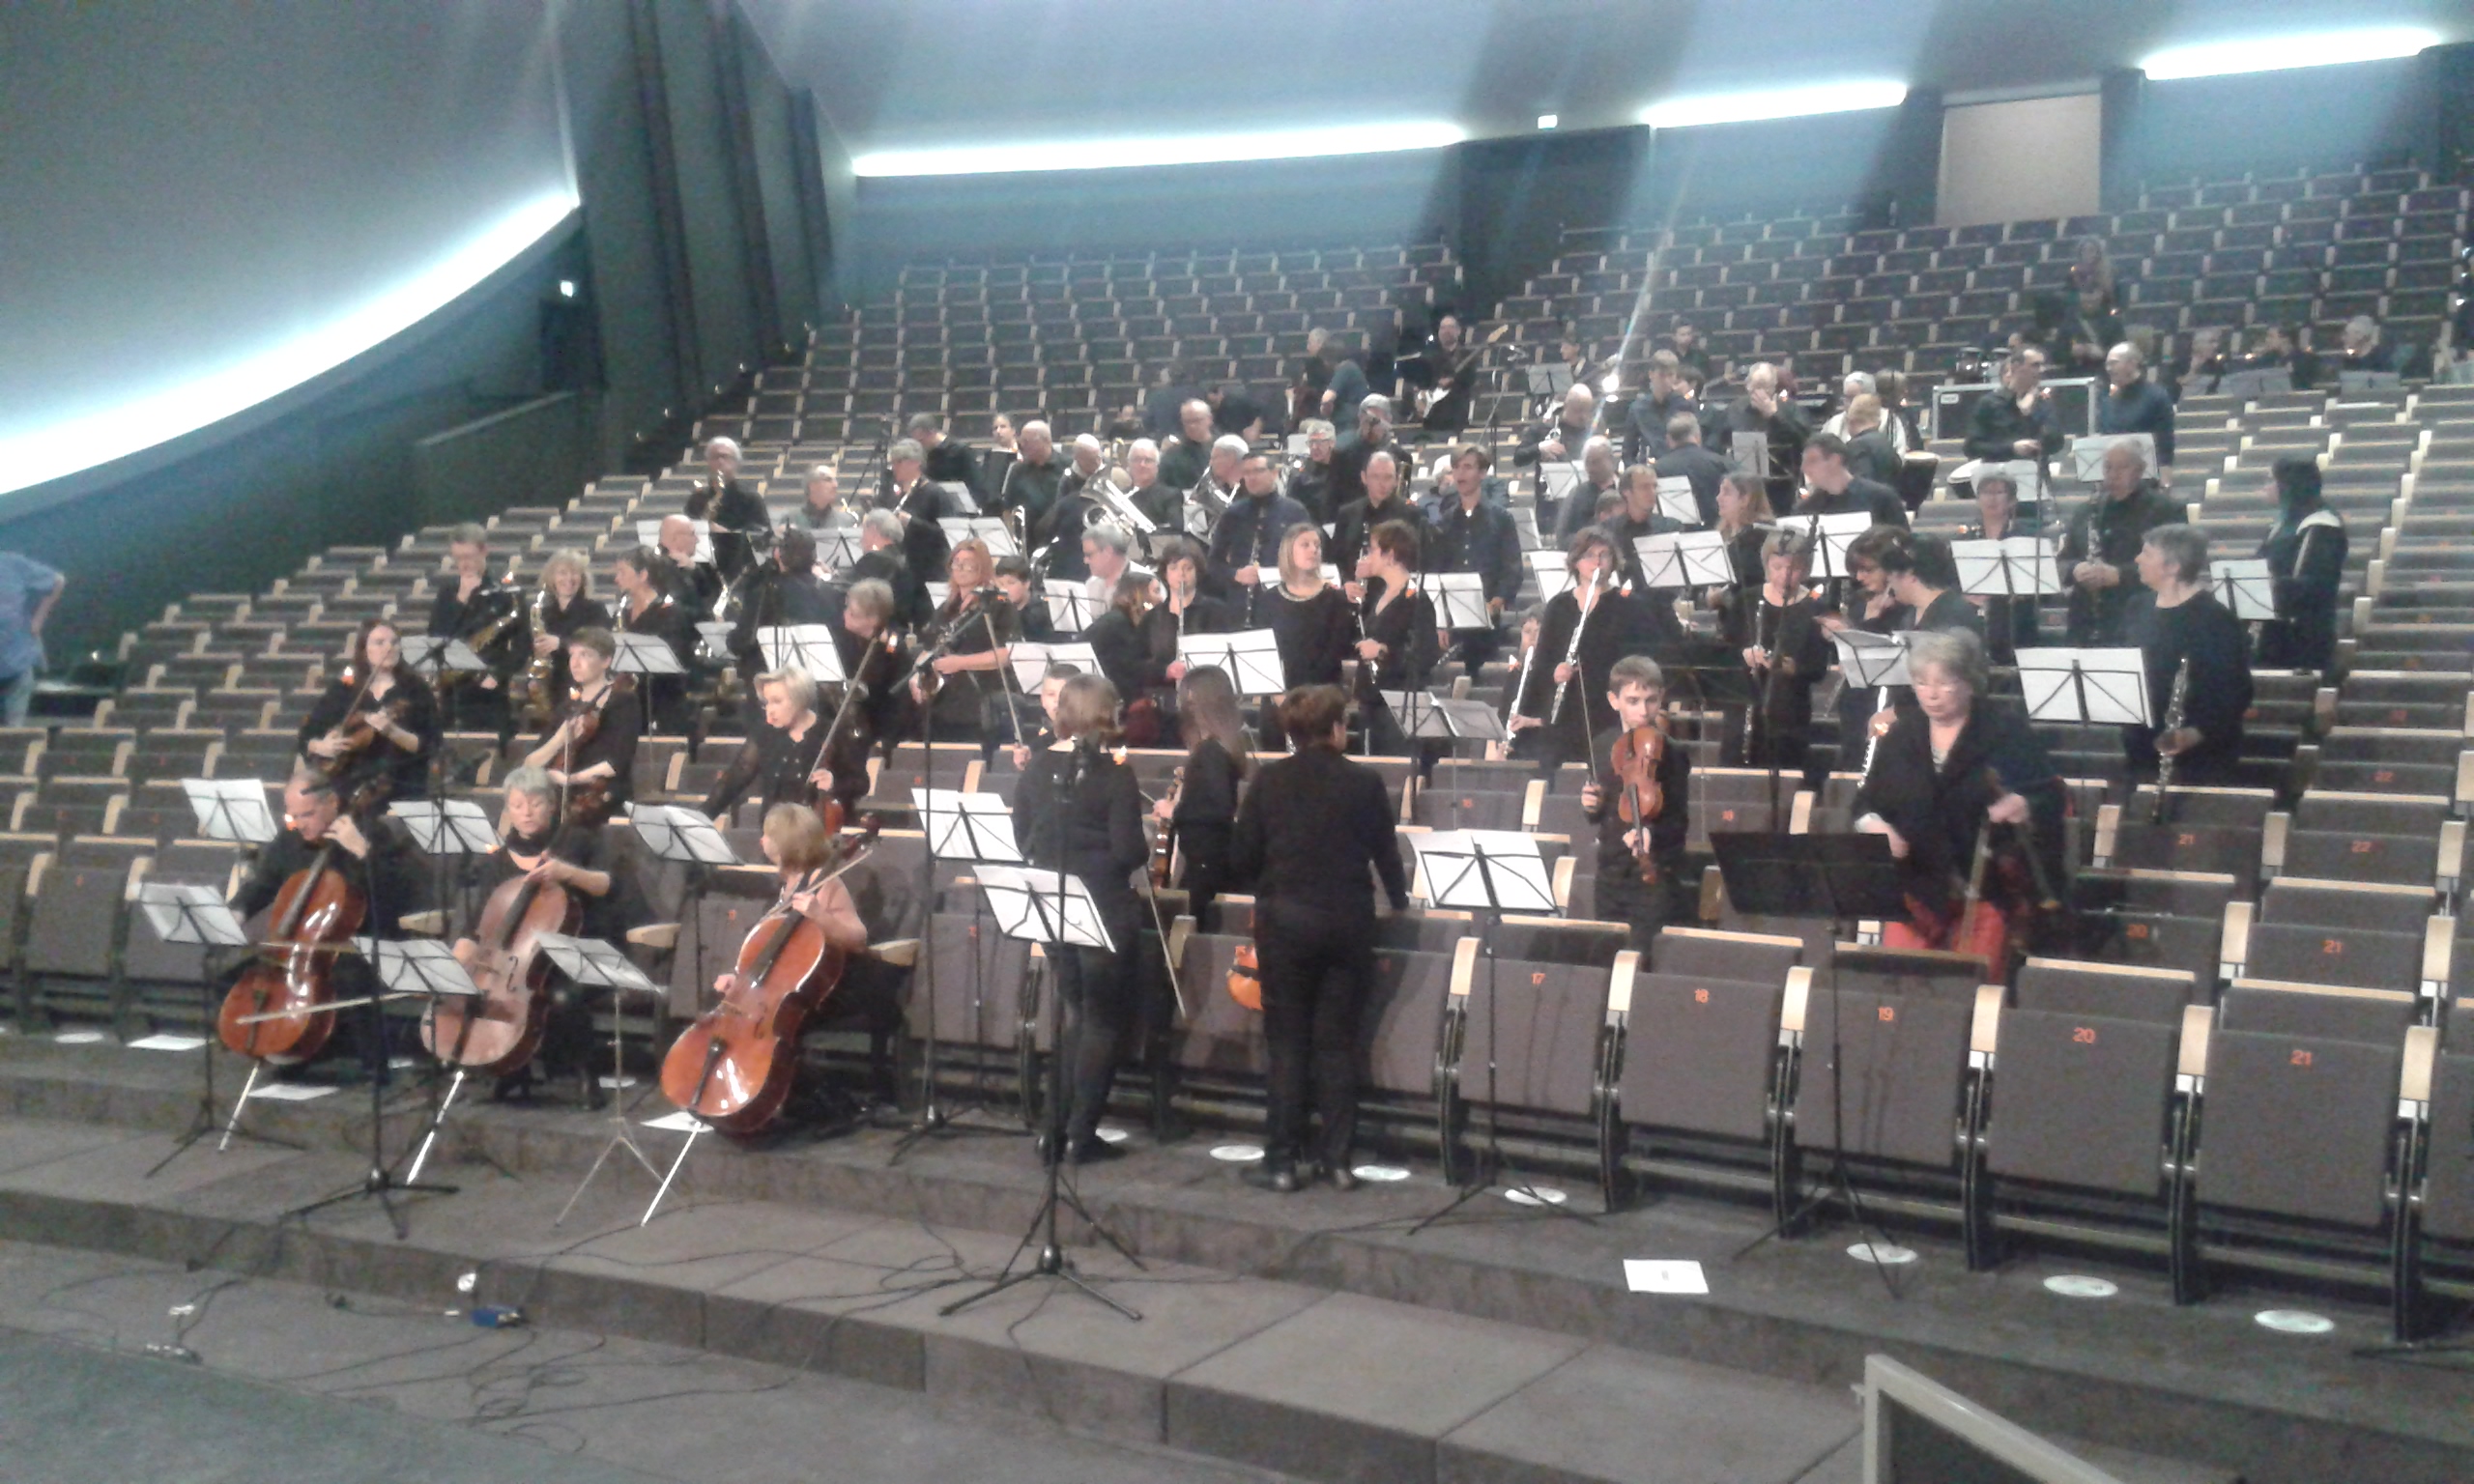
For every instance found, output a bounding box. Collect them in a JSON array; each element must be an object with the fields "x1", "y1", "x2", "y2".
[
  {"x1": 524, "y1": 548, "x2": 610, "y2": 712},
  {"x1": 1710, "y1": 470, "x2": 1774, "y2": 647},
  {"x1": 1510, "y1": 526, "x2": 1651, "y2": 769},
  {"x1": 611, "y1": 545, "x2": 694, "y2": 733},
  {"x1": 1264, "y1": 524, "x2": 1354, "y2": 691},
  {"x1": 1012, "y1": 674, "x2": 1152, "y2": 1165},
  {"x1": 1353, "y1": 519, "x2": 1442, "y2": 756},
  {"x1": 1152, "y1": 665, "x2": 1251, "y2": 920},
  {"x1": 1084, "y1": 572, "x2": 1164, "y2": 741},
  {"x1": 702, "y1": 668, "x2": 833, "y2": 823},
  {"x1": 301, "y1": 618, "x2": 439, "y2": 802},
  {"x1": 1228, "y1": 684, "x2": 1412, "y2": 1192},
  {"x1": 910, "y1": 538, "x2": 1020, "y2": 744},
  {"x1": 2257, "y1": 453, "x2": 2346, "y2": 672},
  {"x1": 1958, "y1": 472, "x2": 2037, "y2": 664},
  {"x1": 1735, "y1": 531, "x2": 1830, "y2": 774}
]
